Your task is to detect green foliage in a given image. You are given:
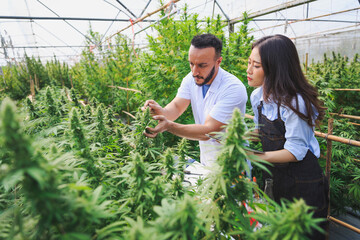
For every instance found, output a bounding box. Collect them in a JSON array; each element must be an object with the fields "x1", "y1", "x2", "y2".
[
  {"x1": 0, "y1": 87, "x2": 323, "y2": 239},
  {"x1": 251, "y1": 199, "x2": 324, "y2": 240},
  {"x1": 71, "y1": 28, "x2": 139, "y2": 115},
  {"x1": 306, "y1": 53, "x2": 360, "y2": 213},
  {"x1": 46, "y1": 57, "x2": 71, "y2": 88},
  {"x1": 0, "y1": 55, "x2": 72, "y2": 100},
  {"x1": 307, "y1": 52, "x2": 360, "y2": 117},
  {"x1": 45, "y1": 87, "x2": 60, "y2": 119},
  {"x1": 0, "y1": 3, "x2": 341, "y2": 238},
  {"x1": 70, "y1": 108, "x2": 102, "y2": 183},
  {"x1": 136, "y1": 9, "x2": 200, "y2": 109},
  {"x1": 26, "y1": 98, "x2": 39, "y2": 120},
  {"x1": 94, "y1": 105, "x2": 108, "y2": 144},
  {"x1": 124, "y1": 196, "x2": 210, "y2": 240},
  {"x1": 195, "y1": 109, "x2": 261, "y2": 236},
  {"x1": 0, "y1": 98, "x2": 114, "y2": 239},
  {"x1": 122, "y1": 107, "x2": 160, "y2": 160},
  {"x1": 70, "y1": 88, "x2": 80, "y2": 107}
]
